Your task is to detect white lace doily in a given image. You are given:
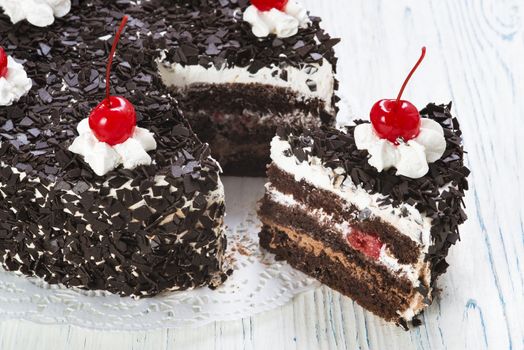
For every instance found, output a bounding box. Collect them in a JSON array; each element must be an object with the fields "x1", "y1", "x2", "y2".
[{"x1": 0, "y1": 177, "x2": 320, "y2": 330}]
